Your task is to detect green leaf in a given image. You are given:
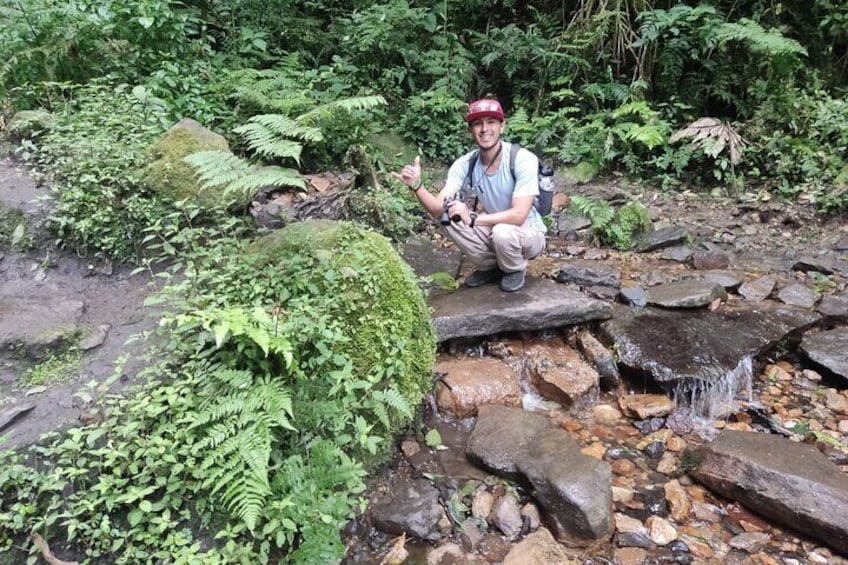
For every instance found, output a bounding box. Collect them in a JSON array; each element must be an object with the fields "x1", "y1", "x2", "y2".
[
  {"x1": 138, "y1": 16, "x2": 154, "y2": 28},
  {"x1": 424, "y1": 429, "x2": 442, "y2": 448},
  {"x1": 10, "y1": 223, "x2": 24, "y2": 247},
  {"x1": 139, "y1": 500, "x2": 153, "y2": 513}
]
